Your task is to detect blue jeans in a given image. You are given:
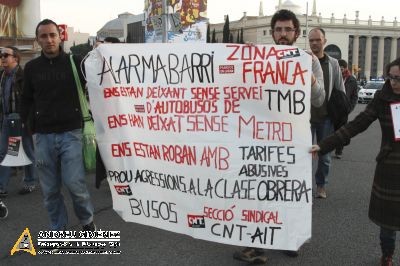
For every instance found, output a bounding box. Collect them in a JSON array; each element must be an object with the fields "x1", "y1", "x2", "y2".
[
  {"x1": 380, "y1": 227, "x2": 396, "y2": 256},
  {"x1": 311, "y1": 118, "x2": 334, "y2": 187},
  {"x1": 0, "y1": 114, "x2": 35, "y2": 191},
  {"x1": 35, "y1": 129, "x2": 94, "y2": 230}
]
